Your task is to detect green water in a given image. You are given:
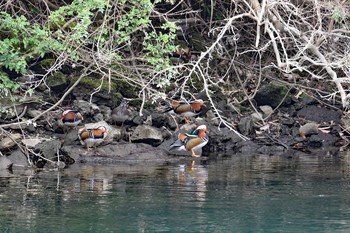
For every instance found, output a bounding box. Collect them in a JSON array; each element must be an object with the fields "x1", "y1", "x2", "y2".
[{"x1": 1, "y1": 153, "x2": 350, "y2": 233}]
